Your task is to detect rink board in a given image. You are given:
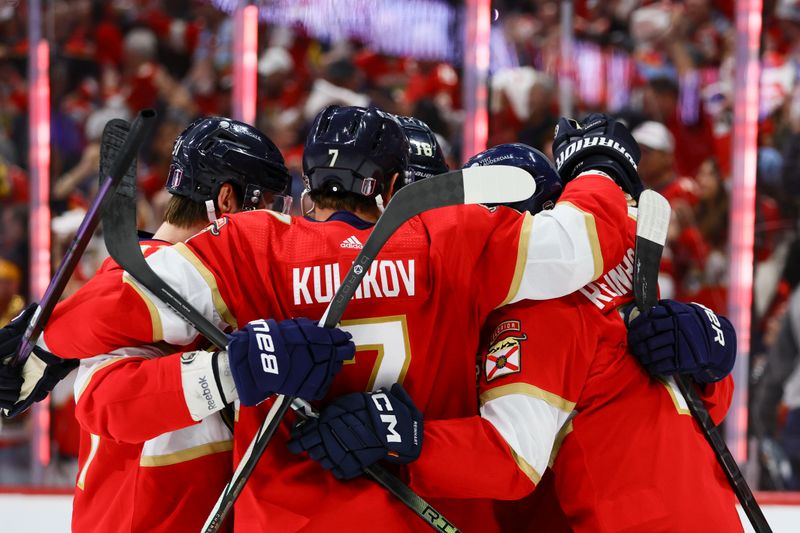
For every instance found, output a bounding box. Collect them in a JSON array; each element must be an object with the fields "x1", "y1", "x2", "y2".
[{"x1": 0, "y1": 491, "x2": 799, "y2": 532}]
